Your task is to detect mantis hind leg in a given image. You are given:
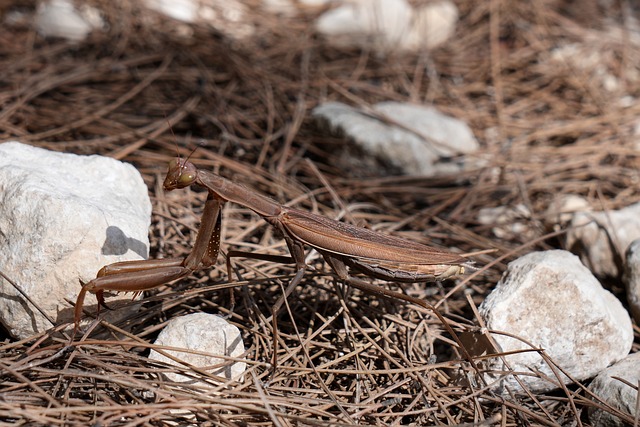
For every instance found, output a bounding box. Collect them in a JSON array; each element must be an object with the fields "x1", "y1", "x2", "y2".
[
  {"x1": 322, "y1": 253, "x2": 430, "y2": 310},
  {"x1": 321, "y1": 253, "x2": 481, "y2": 369}
]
